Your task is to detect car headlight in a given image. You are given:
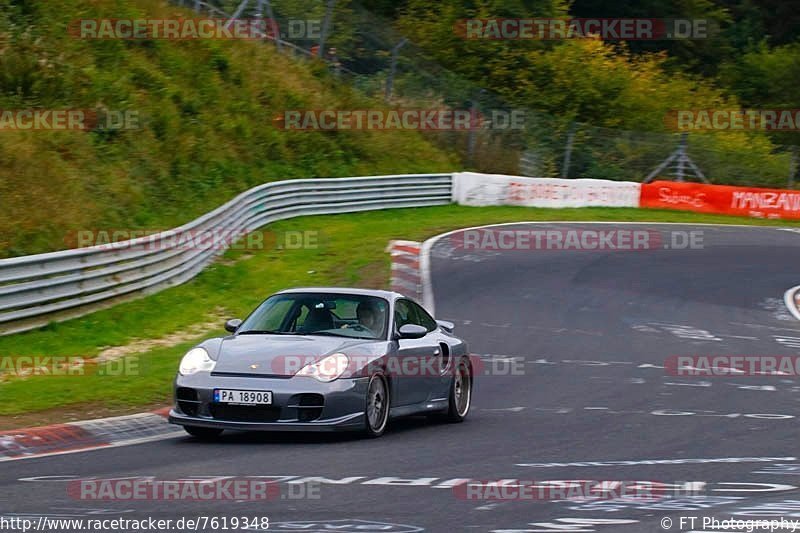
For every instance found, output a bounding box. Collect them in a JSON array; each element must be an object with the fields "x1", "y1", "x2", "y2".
[
  {"x1": 179, "y1": 347, "x2": 216, "y2": 376},
  {"x1": 296, "y1": 353, "x2": 349, "y2": 382}
]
